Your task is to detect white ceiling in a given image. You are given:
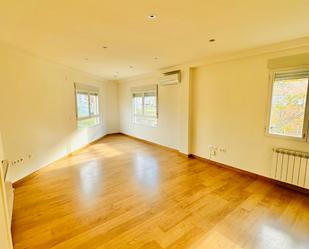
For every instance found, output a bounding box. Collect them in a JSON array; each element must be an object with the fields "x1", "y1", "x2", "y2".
[{"x1": 1, "y1": 0, "x2": 309, "y2": 79}]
